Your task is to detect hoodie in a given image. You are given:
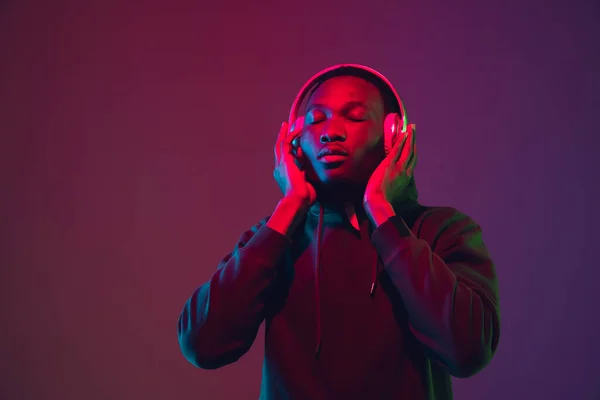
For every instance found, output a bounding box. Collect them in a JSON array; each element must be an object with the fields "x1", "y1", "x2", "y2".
[{"x1": 177, "y1": 183, "x2": 500, "y2": 400}]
